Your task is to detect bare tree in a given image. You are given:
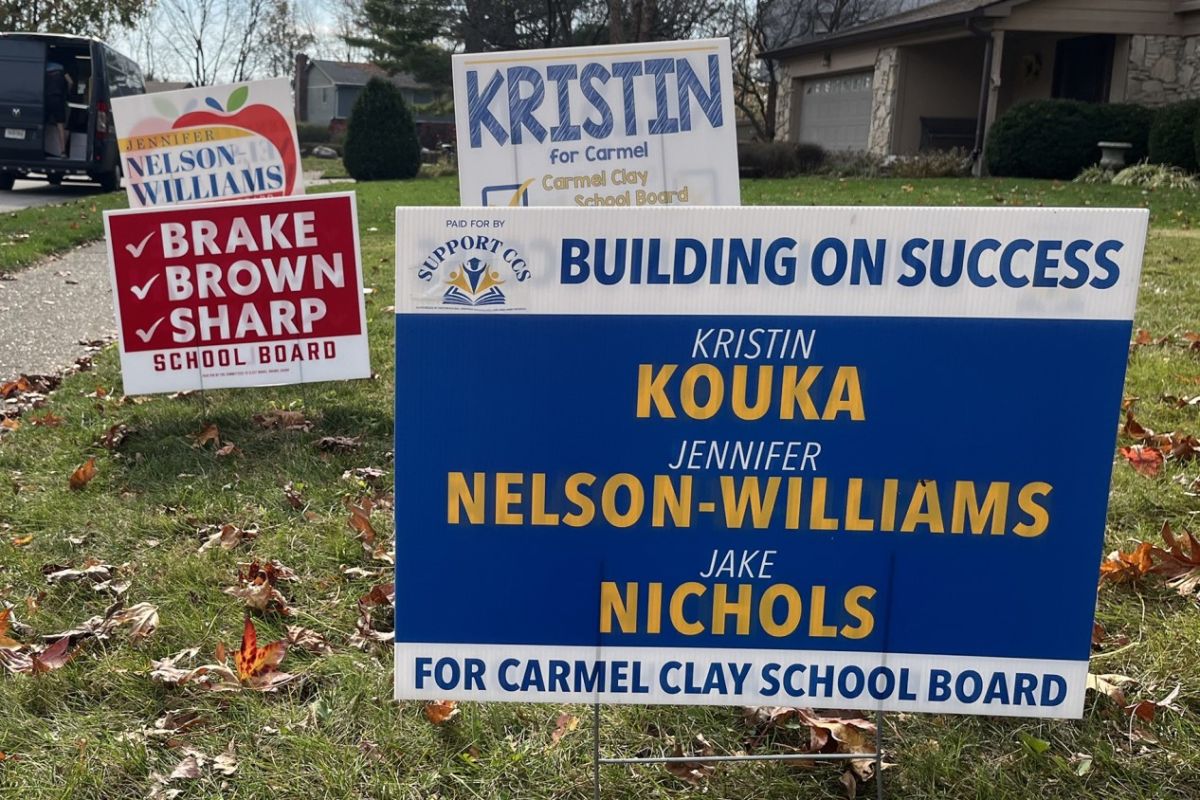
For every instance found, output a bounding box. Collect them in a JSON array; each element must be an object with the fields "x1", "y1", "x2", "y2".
[
  {"x1": 155, "y1": 0, "x2": 271, "y2": 85},
  {"x1": 730, "y1": 0, "x2": 902, "y2": 140},
  {"x1": 259, "y1": 0, "x2": 318, "y2": 79}
]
